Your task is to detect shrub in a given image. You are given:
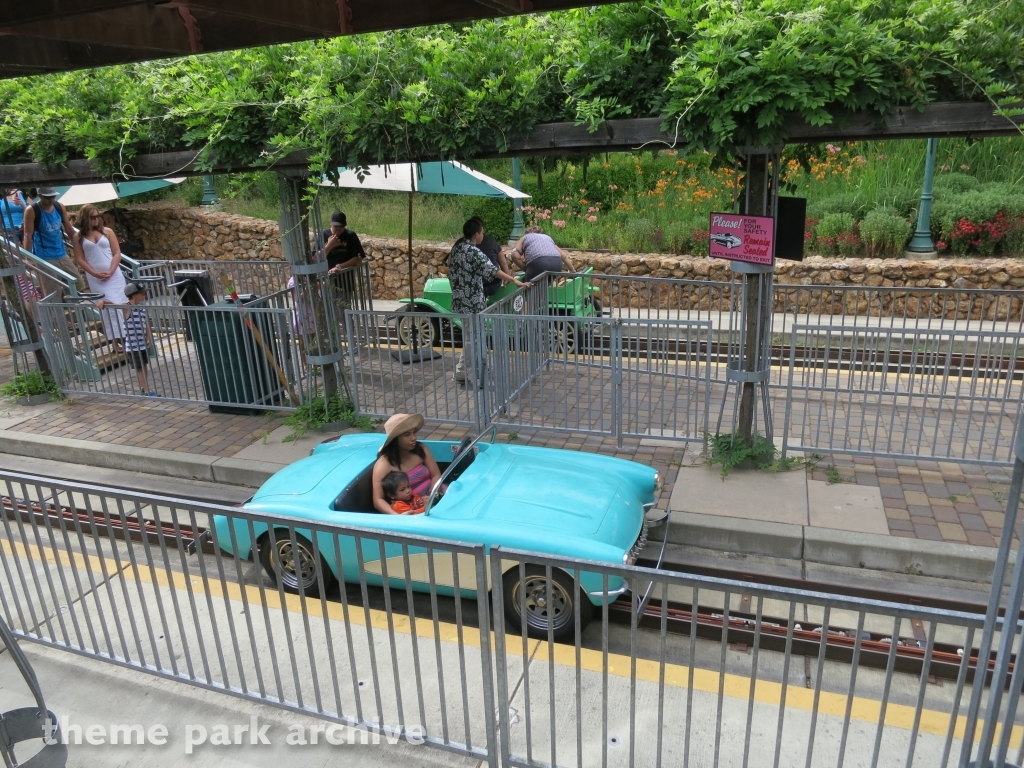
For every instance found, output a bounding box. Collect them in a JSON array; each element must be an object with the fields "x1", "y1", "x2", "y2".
[
  {"x1": 815, "y1": 213, "x2": 857, "y2": 240},
  {"x1": 621, "y1": 218, "x2": 655, "y2": 252},
  {"x1": 933, "y1": 173, "x2": 979, "y2": 195},
  {"x1": 872, "y1": 186, "x2": 919, "y2": 219},
  {"x1": 664, "y1": 220, "x2": 691, "y2": 253},
  {"x1": 464, "y1": 197, "x2": 513, "y2": 243},
  {"x1": 807, "y1": 194, "x2": 864, "y2": 221},
  {"x1": 836, "y1": 231, "x2": 862, "y2": 257},
  {"x1": 0, "y1": 371, "x2": 60, "y2": 399},
  {"x1": 689, "y1": 228, "x2": 710, "y2": 257},
  {"x1": 860, "y1": 208, "x2": 912, "y2": 258},
  {"x1": 1004, "y1": 215, "x2": 1024, "y2": 256},
  {"x1": 949, "y1": 213, "x2": 1010, "y2": 256},
  {"x1": 932, "y1": 191, "x2": 1024, "y2": 241}
]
